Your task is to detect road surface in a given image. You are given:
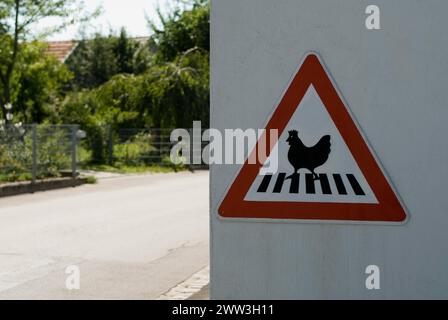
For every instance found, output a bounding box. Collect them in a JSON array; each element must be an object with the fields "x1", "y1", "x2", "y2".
[{"x1": 0, "y1": 171, "x2": 209, "y2": 299}]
